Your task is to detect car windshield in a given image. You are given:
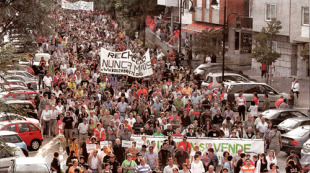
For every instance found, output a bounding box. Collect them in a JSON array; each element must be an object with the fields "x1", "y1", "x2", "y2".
[
  {"x1": 262, "y1": 110, "x2": 279, "y2": 119},
  {"x1": 286, "y1": 128, "x2": 309, "y2": 137},
  {"x1": 15, "y1": 164, "x2": 49, "y2": 173},
  {"x1": 1, "y1": 135, "x2": 23, "y2": 143},
  {"x1": 279, "y1": 119, "x2": 299, "y2": 129}
]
